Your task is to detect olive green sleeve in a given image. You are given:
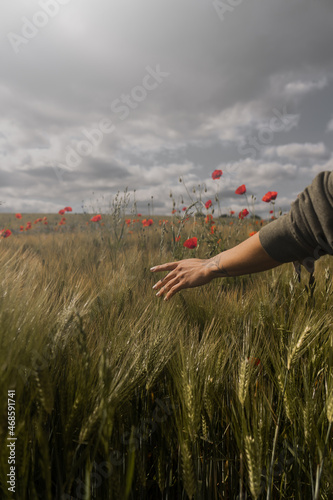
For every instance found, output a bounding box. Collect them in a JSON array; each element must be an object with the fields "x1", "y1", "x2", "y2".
[{"x1": 258, "y1": 170, "x2": 333, "y2": 263}]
